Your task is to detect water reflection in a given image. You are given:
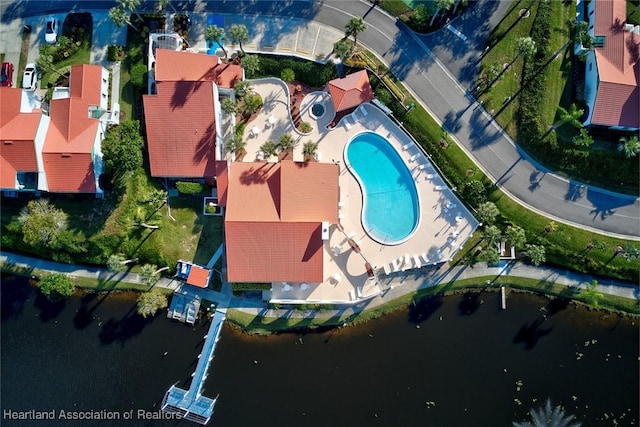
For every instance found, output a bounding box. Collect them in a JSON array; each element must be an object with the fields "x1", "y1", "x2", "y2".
[{"x1": 1, "y1": 274, "x2": 638, "y2": 427}]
